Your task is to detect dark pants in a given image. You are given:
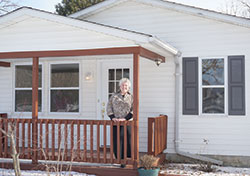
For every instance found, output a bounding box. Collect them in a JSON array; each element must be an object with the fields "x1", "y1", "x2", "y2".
[{"x1": 113, "y1": 125, "x2": 131, "y2": 159}]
